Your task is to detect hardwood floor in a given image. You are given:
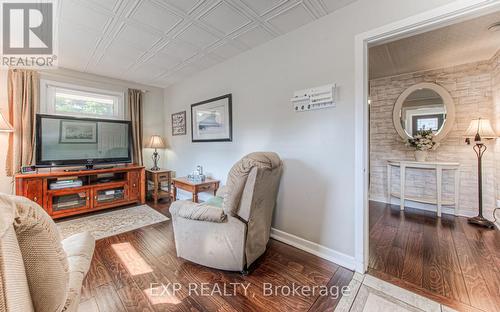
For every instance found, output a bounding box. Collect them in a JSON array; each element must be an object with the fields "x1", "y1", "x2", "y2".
[
  {"x1": 79, "y1": 199, "x2": 354, "y2": 312},
  {"x1": 369, "y1": 201, "x2": 500, "y2": 312}
]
